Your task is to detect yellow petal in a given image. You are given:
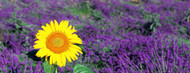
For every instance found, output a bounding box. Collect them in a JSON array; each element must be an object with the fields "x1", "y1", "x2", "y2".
[
  {"x1": 65, "y1": 25, "x2": 73, "y2": 35},
  {"x1": 45, "y1": 55, "x2": 48, "y2": 61},
  {"x1": 69, "y1": 47, "x2": 79, "y2": 56},
  {"x1": 41, "y1": 25, "x2": 48, "y2": 31},
  {"x1": 50, "y1": 20, "x2": 55, "y2": 31},
  {"x1": 34, "y1": 40, "x2": 46, "y2": 45},
  {"x1": 46, "y1": 50, "x2": 53, "y2": 56},
  {"x1": 62, "y1": 20, "x2": 69, "y2": 28},
  {"x1": 70, "y1": 44, "x2": 82, "y2": 50},
  {"x1": 70, "y1": 26, "x2": 77, "y2": 33},
  {"x1": 36, "y1": 49, "x2": 47, "y2": 58},
  {"x1": 54, "y1": 20, "x2": 59, "y2": 31},
  {"x1": 36, "y1": 36, "x2": 46, "y2": 42},
  {"x1": 55, "y1": 54, "x2": 61, "y2": 67},
  {"x1": 49, "y1": 55, "x2": 53, "y2": 65},
  {"x1": 33, "y1": 43, "x2": 46, "y2": 49},
  {"x1": 45, "y1": 23, "x2": 53, "y2": 32},
  {"x1": 41, "y1": 25, "x2": 52, "y2": 35},
  {"x1": 75, "y1": 48, "x2": 83, "y2": 54},
  {"x1": 37, "y1": 30, "x2": 48, "y2": 36},
  {"x1": 49, "y1": 54, "x2": 57, "y2": 65},
  {"x1": 59, "y1": 20, "x2": 65, "y2": 31},
  {"x1": 59, "y1": 20, "x2": 69, "y2": 32},
  {"x1": 61, "y1": 54, "x2": 66, "y2": 67},
  {"x1": 67, "y1": 50, "x2": 76, "y2": 61},
  {"x1": 52, "y1": 54, "x2": 57, "y2": 64},
  {"x1": 67, "y1": 25, "x2": 72, "y2": 31},
  {"x1": 69, "y1": 49, "x2": 78, "y2": 60},
  {"x1": 70, "y1": 39, "x2": 82, "y2": 44},
  {"x1": 68, "y1": 34, "x2": 82, "y2": 41},
  {"x1": 64, "y1": 51, "x2": 72, "y2": 62},
  {"x1": 33, "y1": 40, "x2": 46, "y2": 49},
  {"x1": 33, "y1": 44, "x2": 41, "y2": 49}
]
